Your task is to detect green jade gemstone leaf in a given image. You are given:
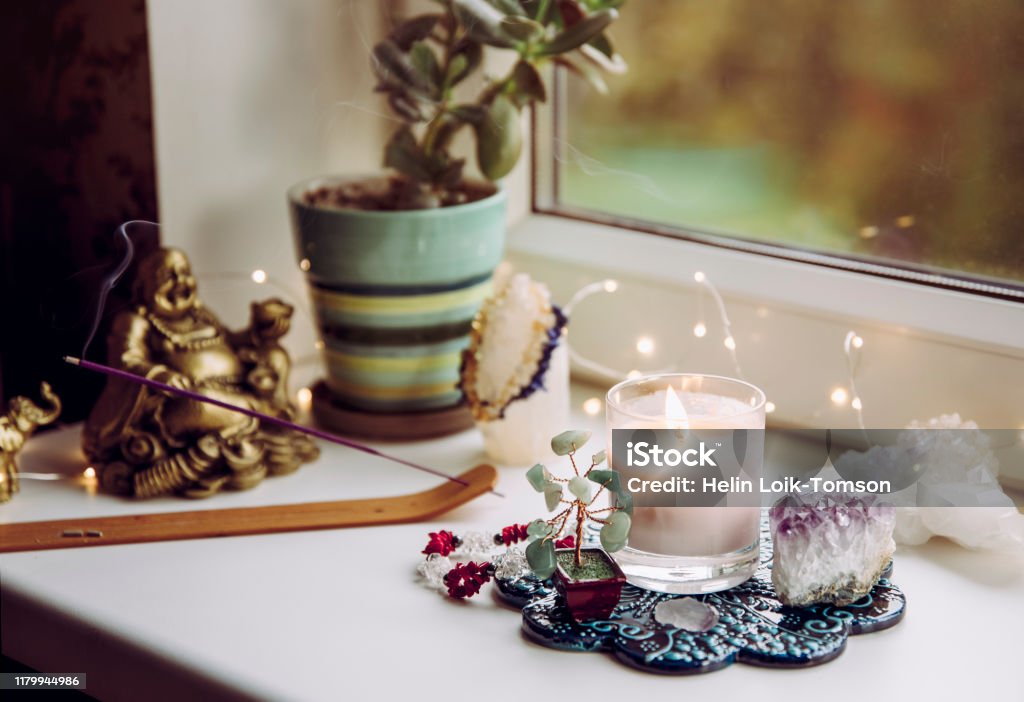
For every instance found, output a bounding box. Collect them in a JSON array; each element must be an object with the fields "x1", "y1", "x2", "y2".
[
  {"x1": 526, "y1": 537, "x2": 557, "y2": 579},
  {"x1": 551, "y1": 429, "x2": 591, "y2": 456},
  {"x1": 568, "y1": 476, "x2": 592, "y2": 502},
  {"x1": 614, "y1": 489, "x2": 634, "y2": 516},
  {"x1": 604, "y1": 511, "x2": 631, "y2": 539},
  {"x1": 587, "y1": 469, "x2": 619, "y2": 493},
  {"x1": 591, "y1": 449, "x2": 607, "y2": 466},
  {"x1": 544, "y1": 482, "x2": 563, "y2": 511},
  {"x1": 526, "y1": 519, "x2": 551, "y2": 540},
  {"x1": 526, "y1": 463, "x2": 550, "y2": 492},
  {"x1": 599, "y1": 510, "x2": 631, "y2": 553}
]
